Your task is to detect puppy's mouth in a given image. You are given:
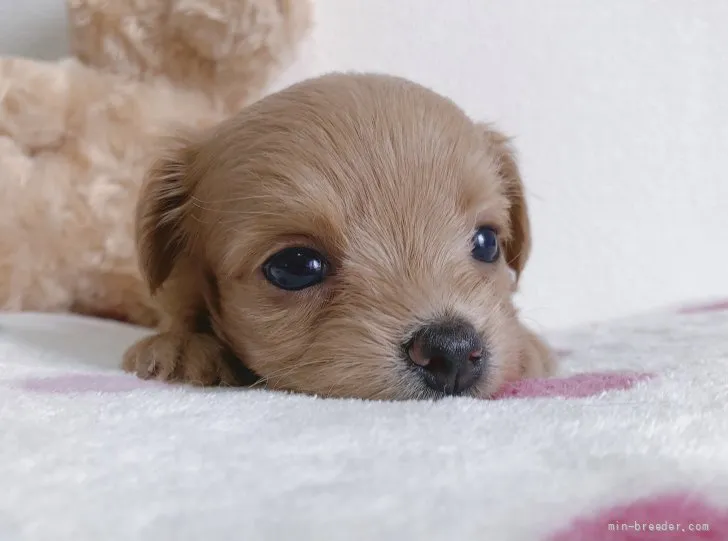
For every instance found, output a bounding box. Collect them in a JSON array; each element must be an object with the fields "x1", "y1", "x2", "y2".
[
  {"x1": 401, "y1": 318, "x2": 488, "y2": 399},
  {"x1": 401, "y1": 356, "x2": 487, "y2": 400}
]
